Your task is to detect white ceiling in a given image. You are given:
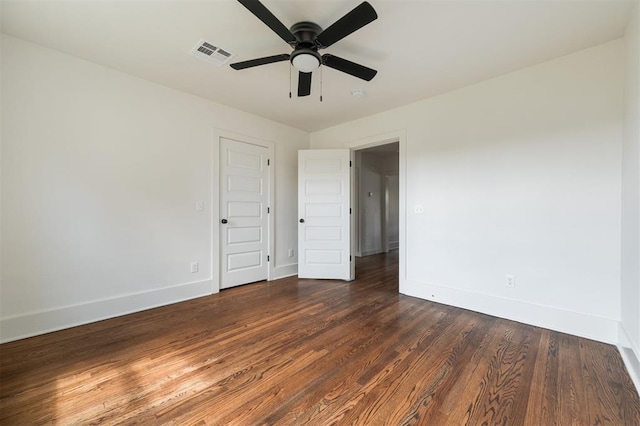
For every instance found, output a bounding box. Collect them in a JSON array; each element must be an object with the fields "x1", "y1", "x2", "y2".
[{"x1": 1, "y1": 0, "x2": 635, "y2": 132}]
